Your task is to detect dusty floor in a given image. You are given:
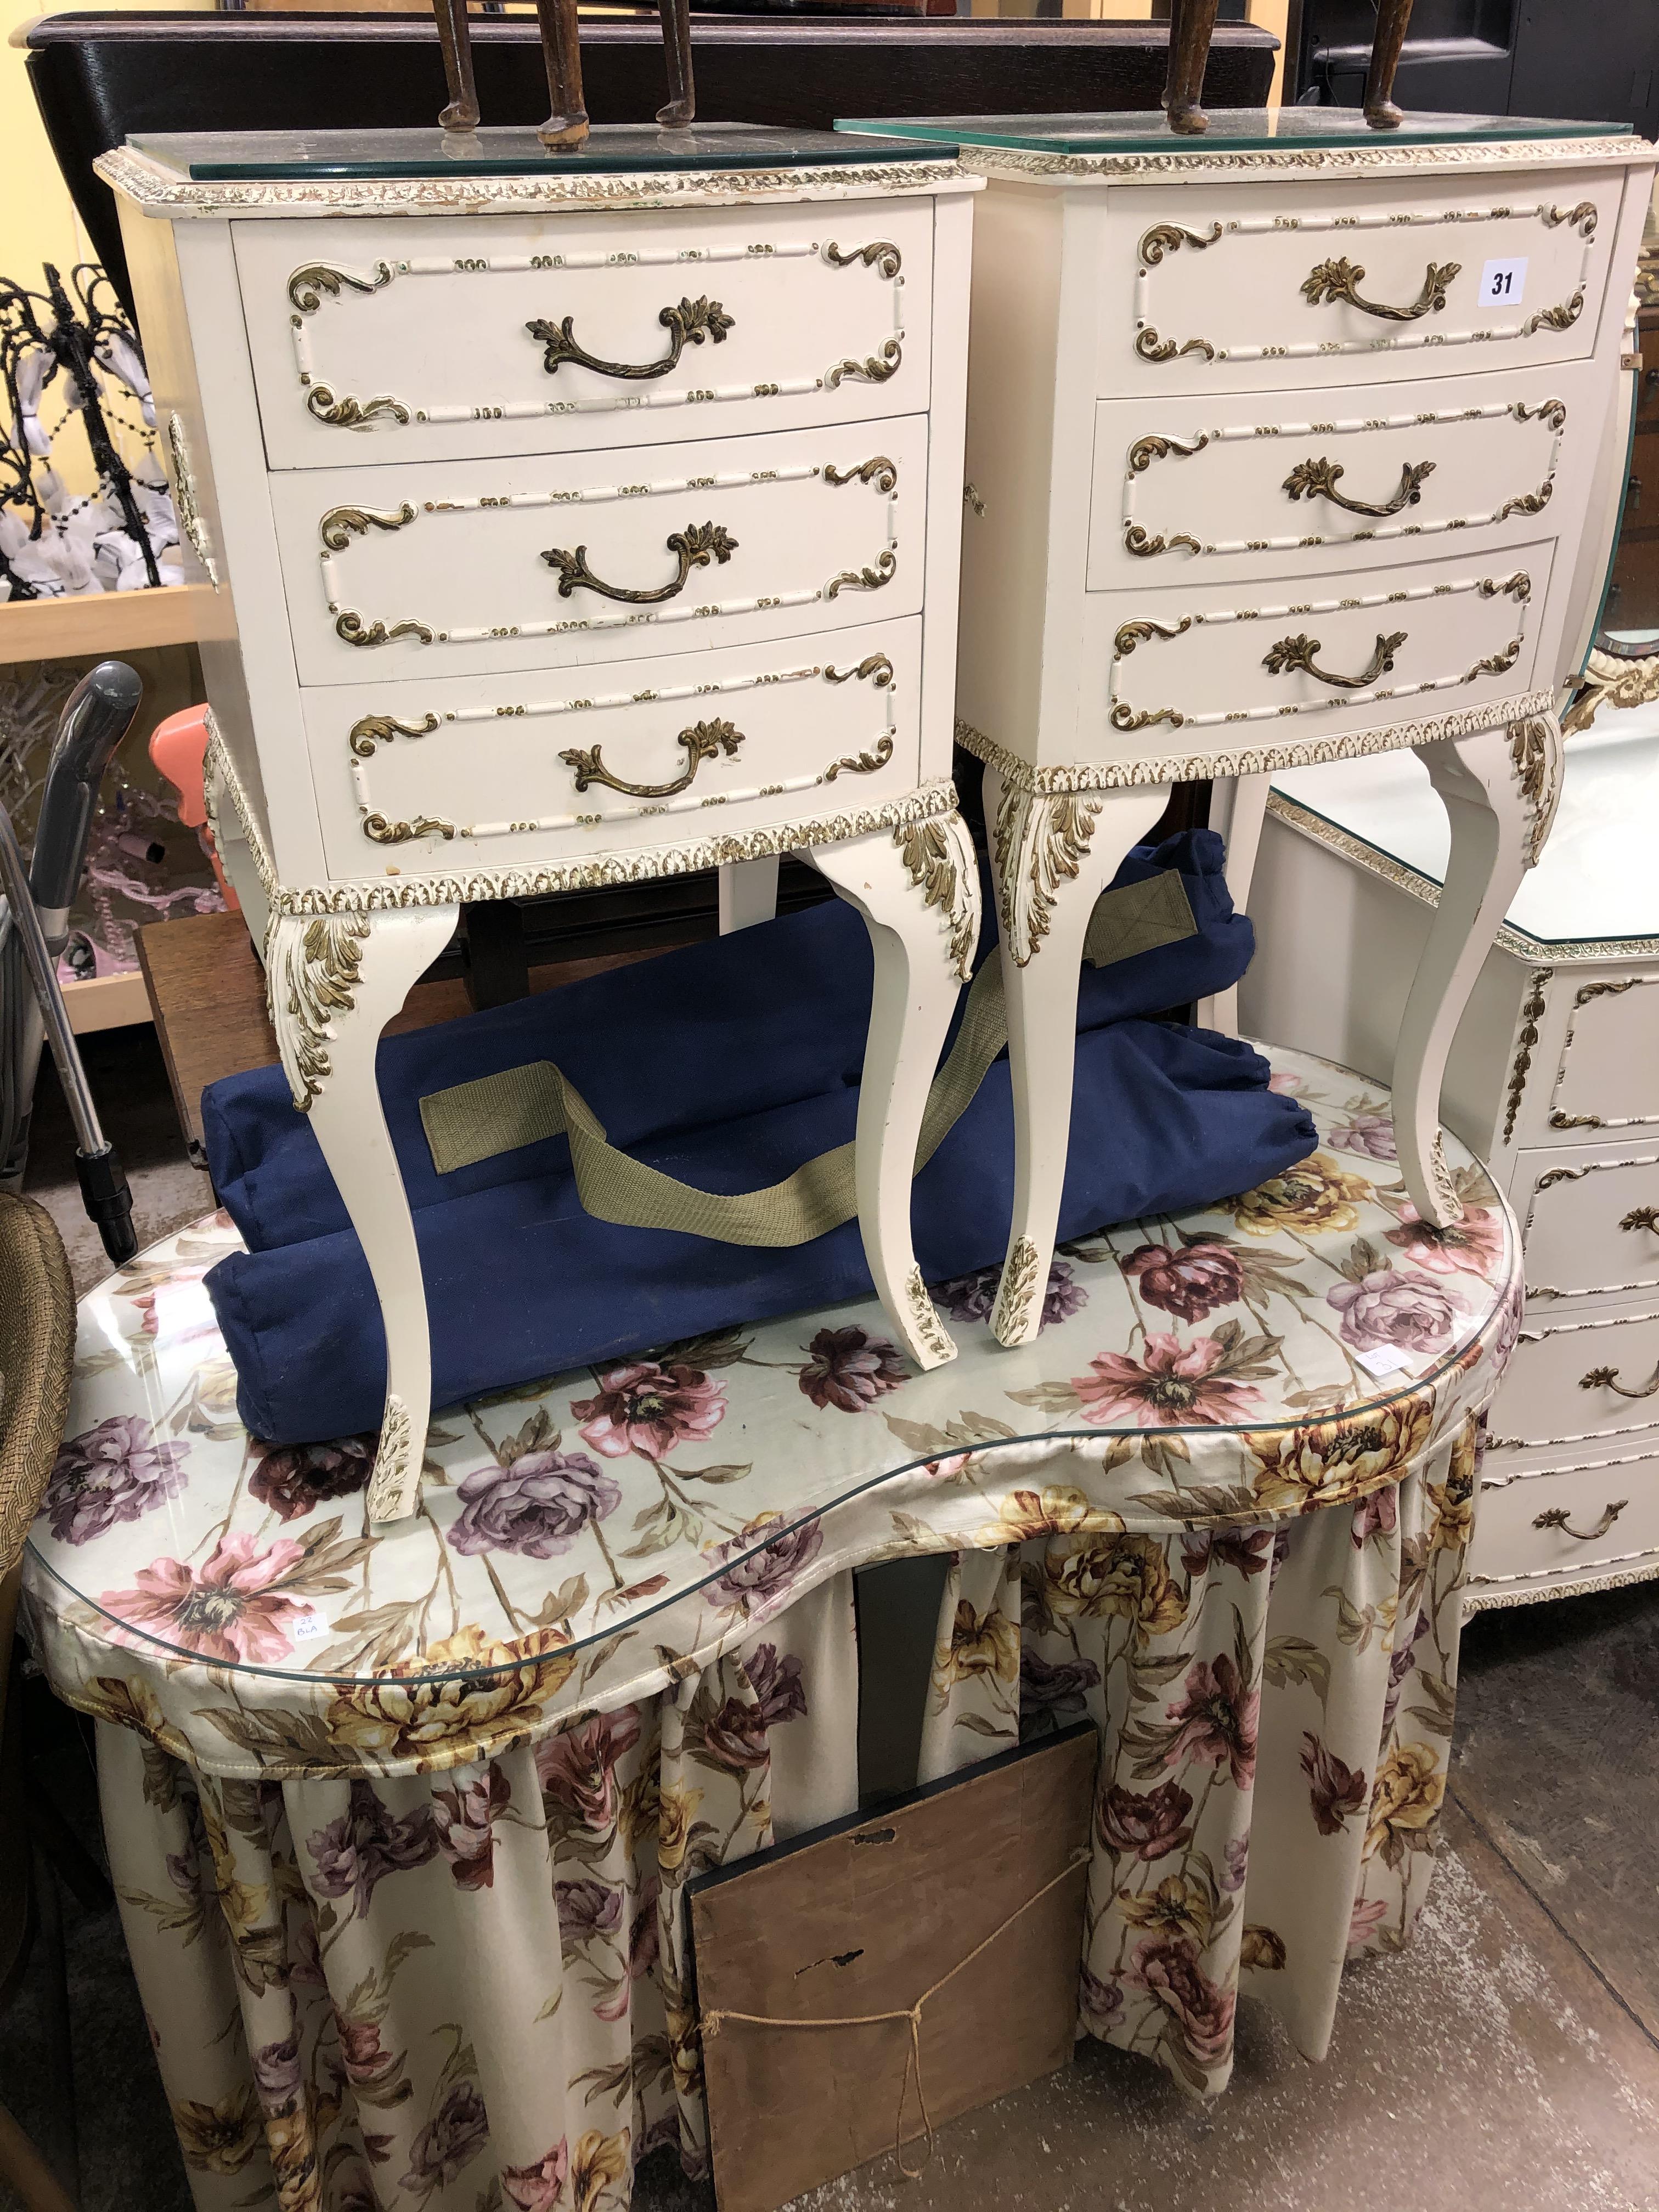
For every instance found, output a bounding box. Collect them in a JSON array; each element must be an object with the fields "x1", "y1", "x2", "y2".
[{"x1": 5, "y1": 1036, "x2": 1658, "y2": 2212}]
